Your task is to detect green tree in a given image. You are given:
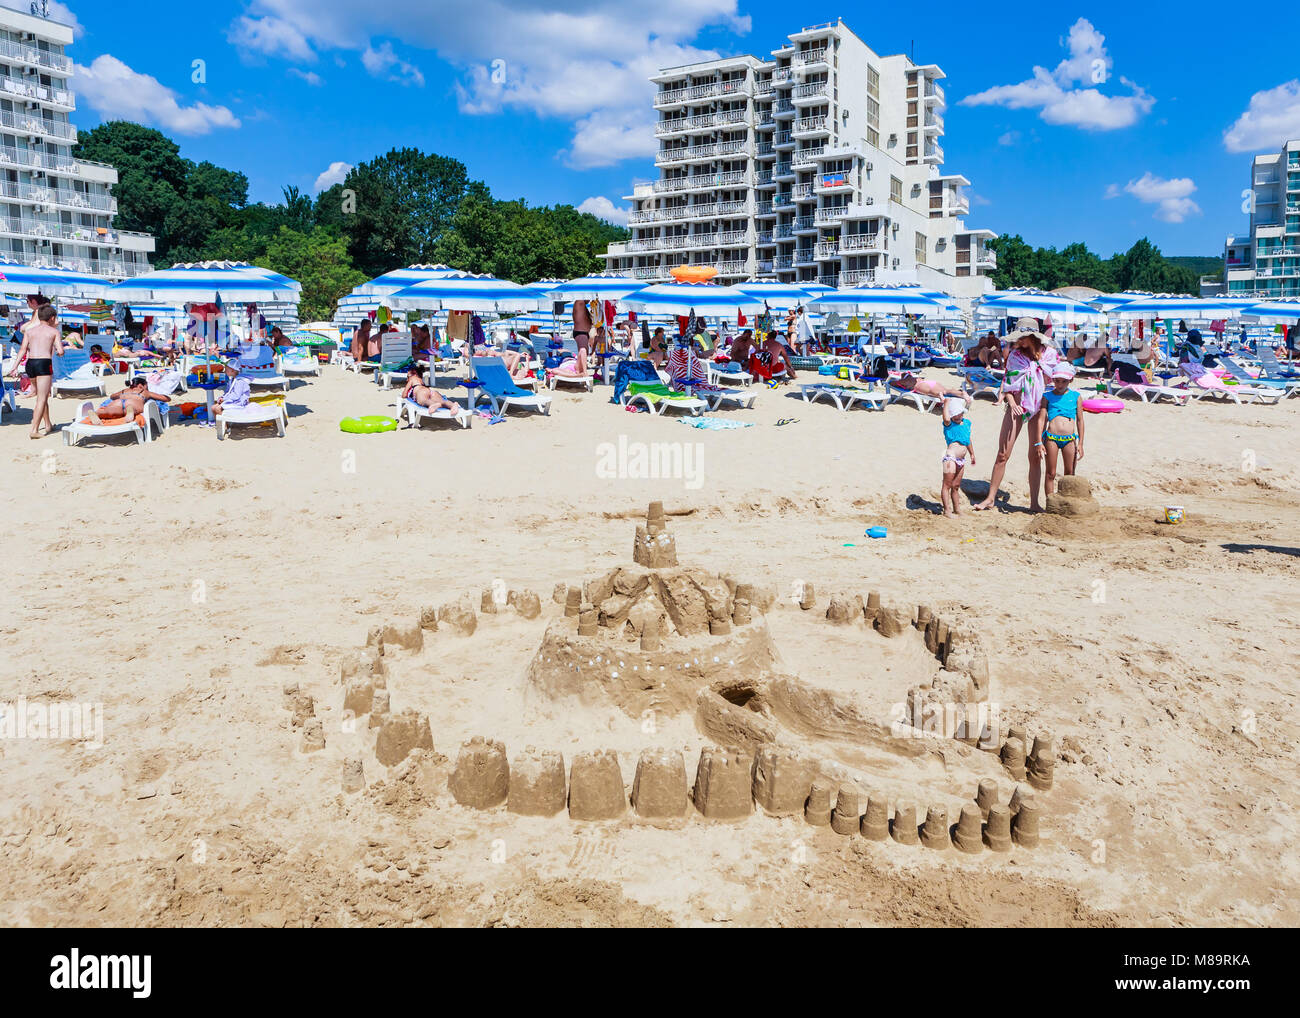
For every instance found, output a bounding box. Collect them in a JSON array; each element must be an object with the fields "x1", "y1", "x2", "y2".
[{"x1": 259, "y1": 226, "x2": 366, "y2": 322}]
